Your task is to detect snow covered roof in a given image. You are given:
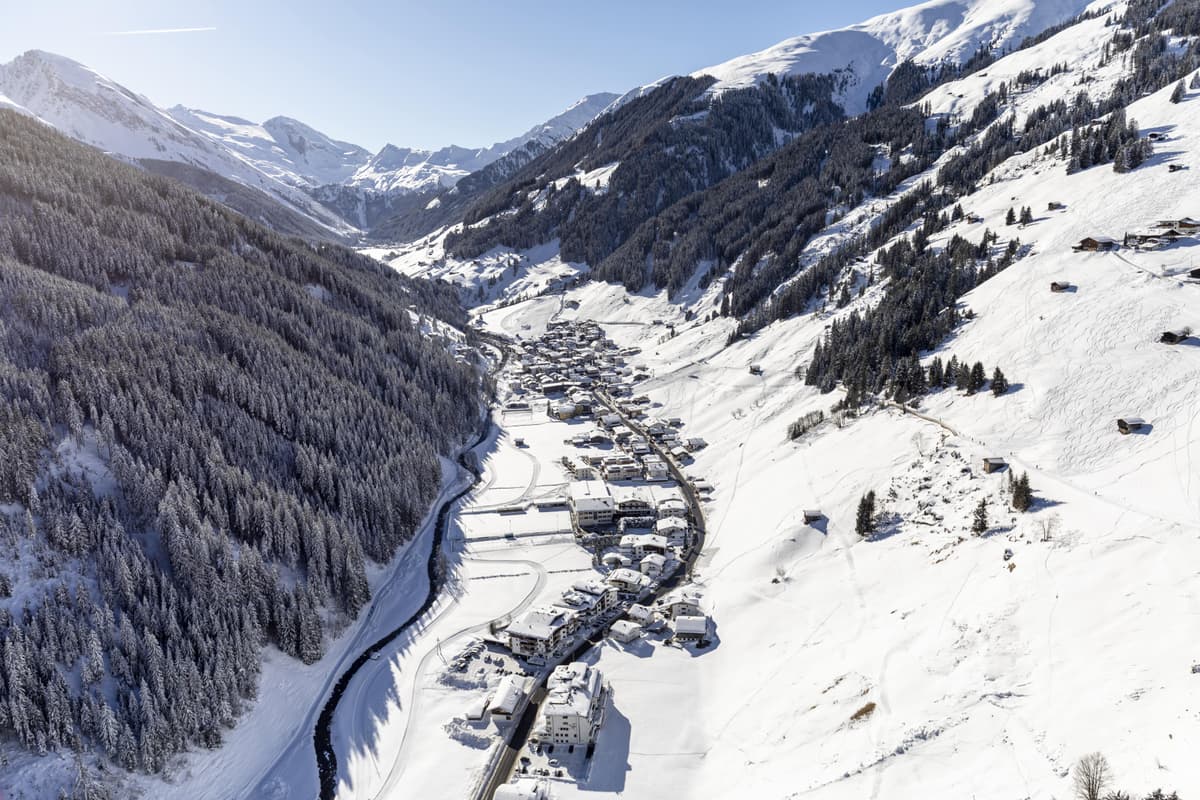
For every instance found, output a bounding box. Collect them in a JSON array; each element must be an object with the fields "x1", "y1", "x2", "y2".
[
  {"x1": 494, "y1": 778, "x2": 550, "y2": 800},
  {"x1": 610, "y1": 619, "x2": 642, "y2": 640},
  {"x1": 572, "y1": 578, "x2": 614, "y2": 598},
  {"x1": 621, "y1": 533, "x2": 667, "y2": 549},
  {"x1": 545, "y1": 662, "x2": 602, "y2": 718},
  {"x1": 607, "y1": 568, "x2": 650, "y2": 589},
  {"x1": 656, "y1": 517, "x2": 689, "y2": 532},
  {"x1": 490, "y1": 674, "x2": 528, "y2": 715},
  {"x1": 507, "y1": 606, "x2": 573, "y2": 641},
  {"x1": 672, "y1": 615, "x2": 708, "y2": 637},
  {"x1": 626, "y1": 604, "x2": 657, "y2": 624}
]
